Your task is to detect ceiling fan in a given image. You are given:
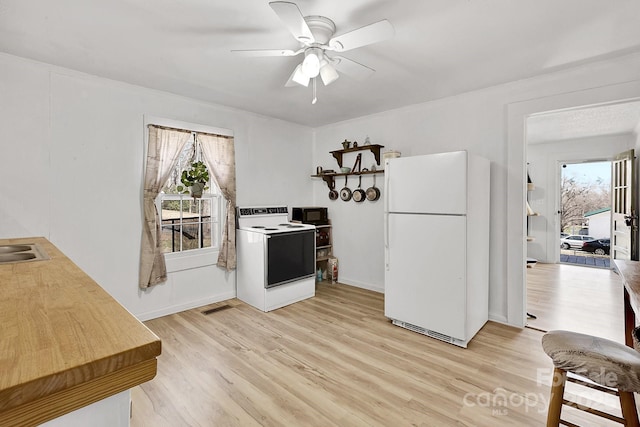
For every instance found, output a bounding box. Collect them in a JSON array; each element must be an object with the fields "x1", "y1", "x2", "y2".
[{"x1": 232, "y1": 1, "x2": 395, "y2": 104}]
